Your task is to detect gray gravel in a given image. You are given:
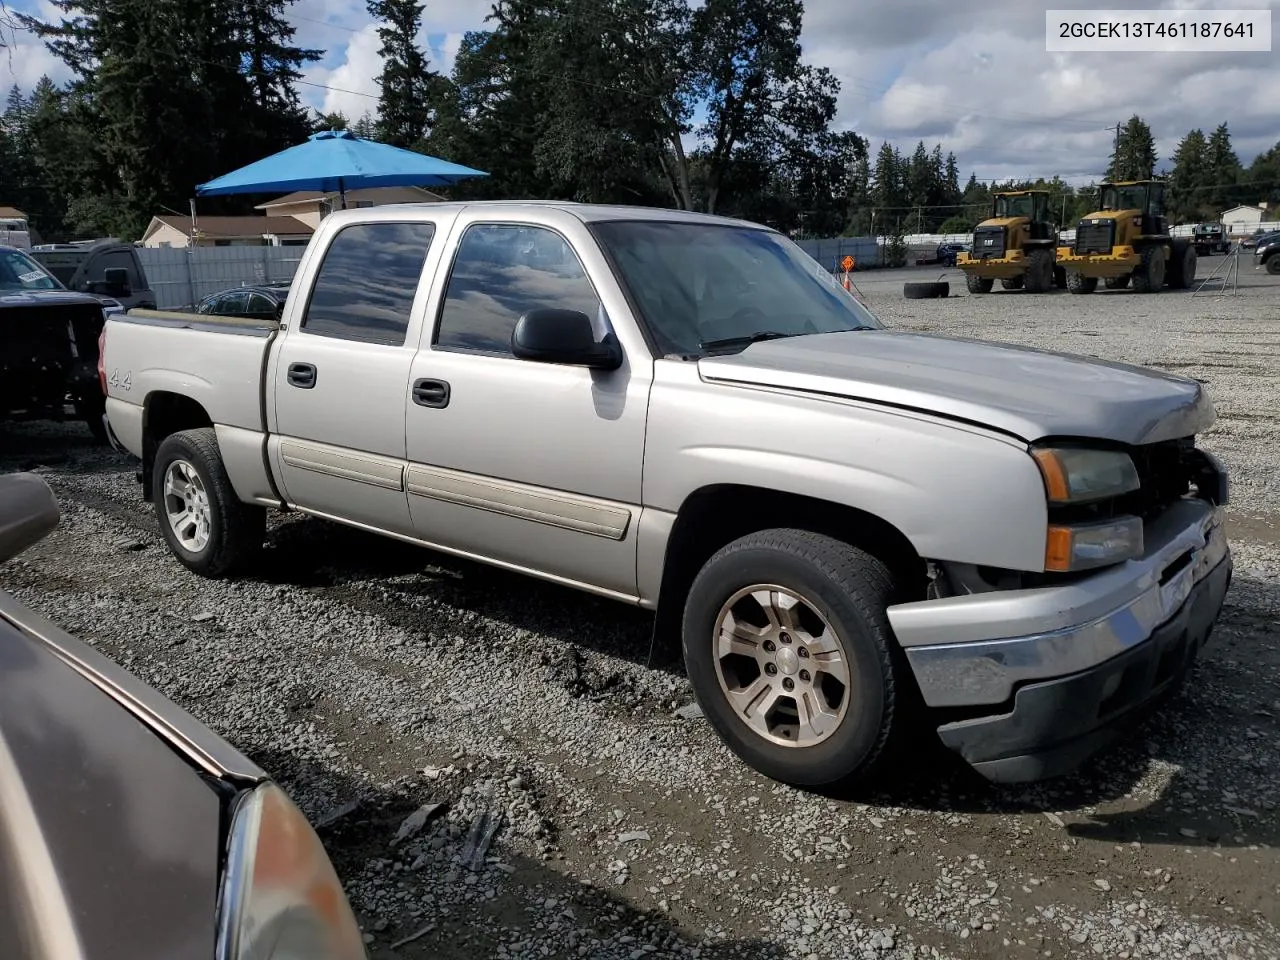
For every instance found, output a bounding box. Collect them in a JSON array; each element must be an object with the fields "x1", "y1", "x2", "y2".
[{"x1": 2, "y1": 261, "x2": 1278, "y2": 959}]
